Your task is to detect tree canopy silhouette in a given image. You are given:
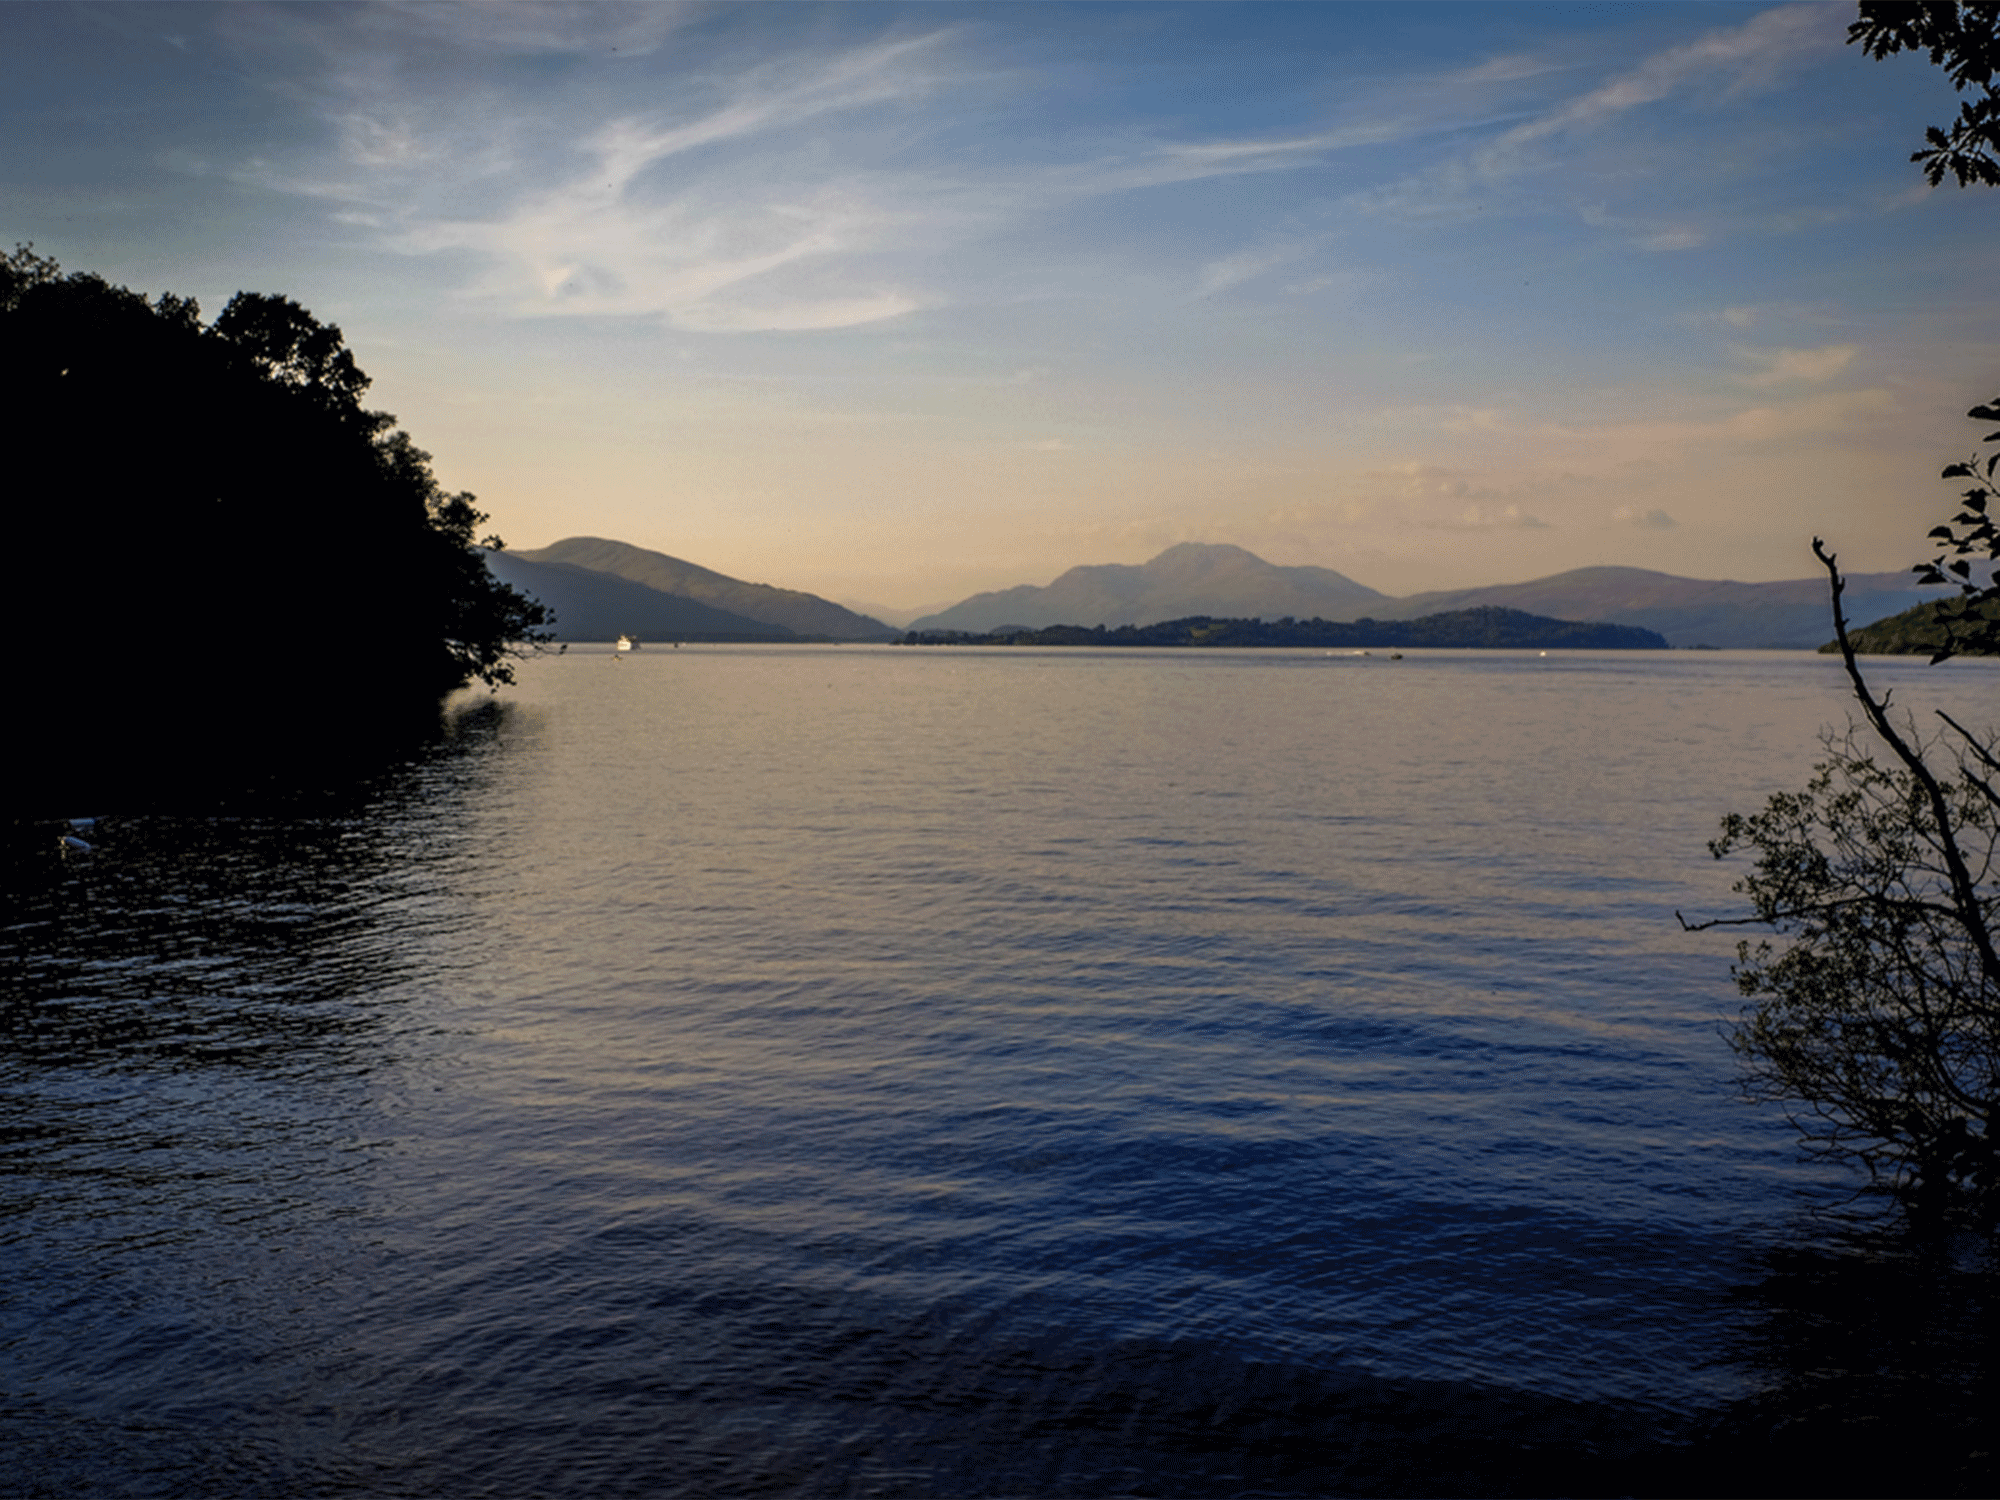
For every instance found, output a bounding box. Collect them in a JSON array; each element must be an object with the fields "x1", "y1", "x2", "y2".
[
  {"x1": 2, "y1": 246, "x2": 548, "y2": 806},
  {"x1": 1690, "y1": 547, "x2": 2000, "y2": 1224},
  {"x1": 1909, "y1": 398, "x2": 2000, "y2": 660},
  {"x1": 1848, "y1": 7, "x2": 2000, "y2": 657},
  {"x1": 1851, "y1": 1, "x2": 2000, "y2": 186},
  {"x1": 1677, "y1": 7, "x2": 2000, "y2": 1225}
]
